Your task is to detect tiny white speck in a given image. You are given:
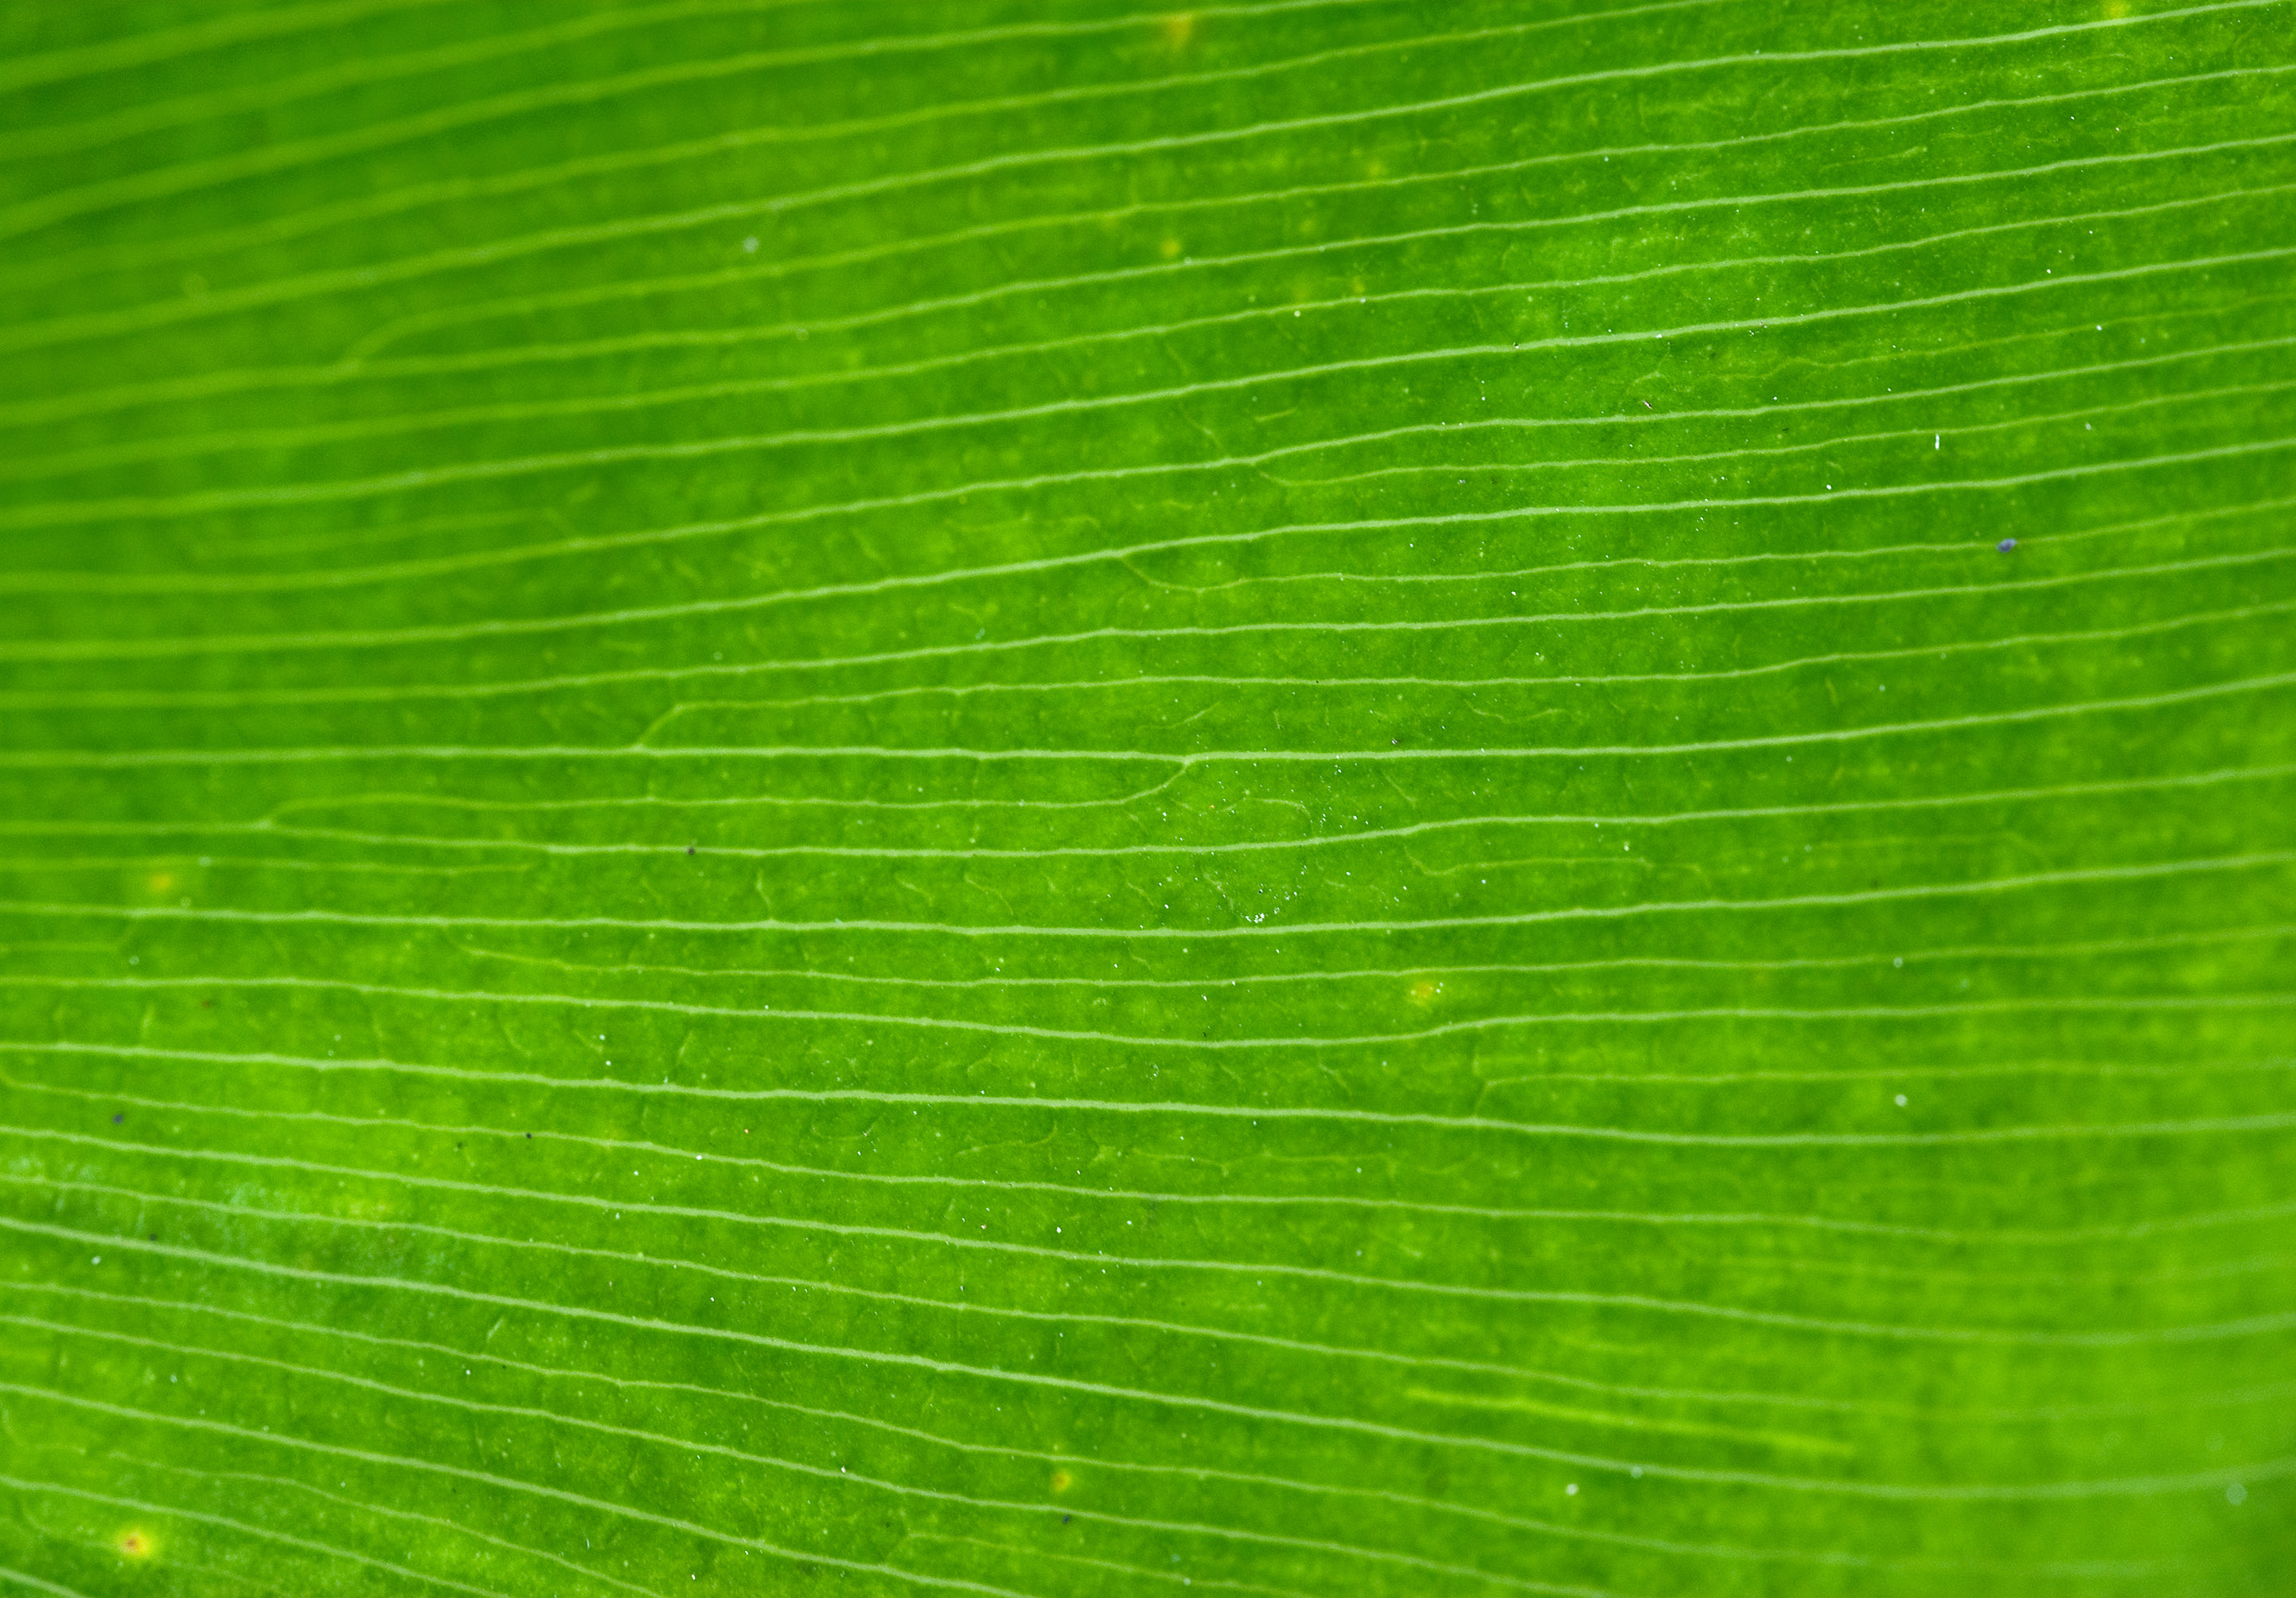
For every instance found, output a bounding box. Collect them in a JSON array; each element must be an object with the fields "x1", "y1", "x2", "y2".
[
  {"x1": 743, "y1": 236, "x2": 758, "y2": 252},
  {"x1": 1893, "y1": 957, "x2": 1904, "y2": 968},
  {"x1": 91, "y1": 1256, "x2": 100, "y2": 1264},
  {"x1": 1565, "y1": 1483, "x2": 1578, "y2": 1495},
  {"x1": 2227, "y1": 1482, "x2": 2247, "y2": 1505},
  {"x1": 1896, "y1": 1094, "x2": 1908, "y2": 1107}
]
